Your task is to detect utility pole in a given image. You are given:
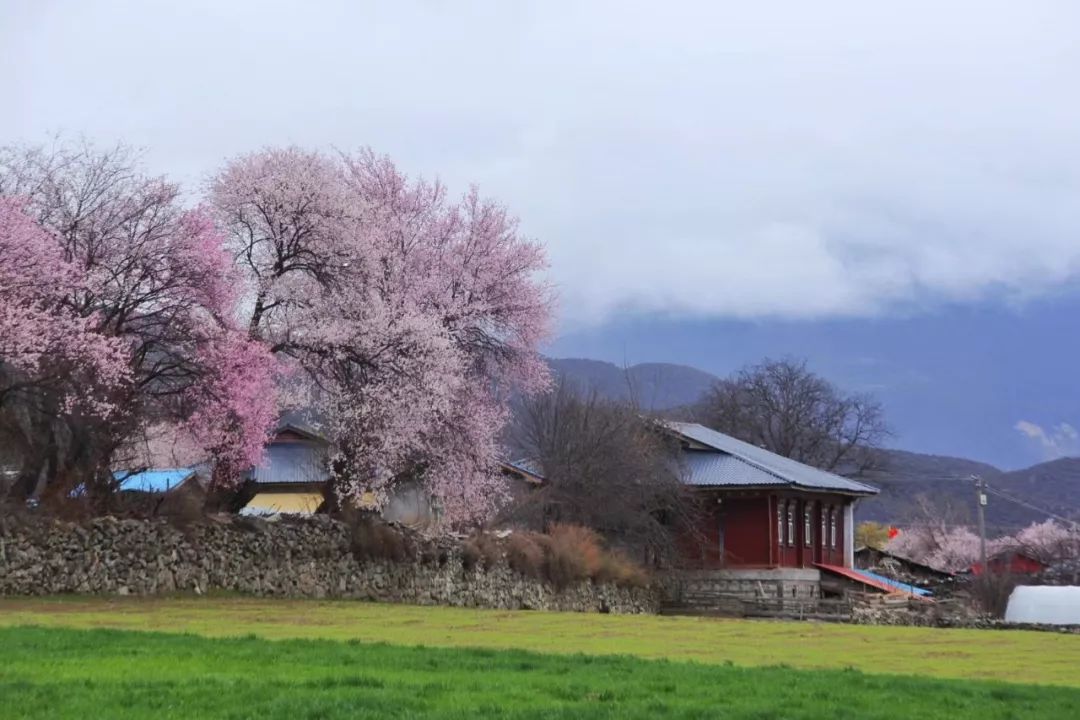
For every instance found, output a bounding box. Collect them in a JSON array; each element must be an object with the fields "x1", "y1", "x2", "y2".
[{"x1": 973, "y1": 475, "x2": 988, "y2": 574}]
